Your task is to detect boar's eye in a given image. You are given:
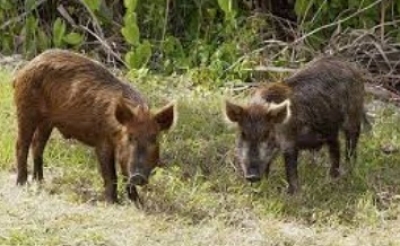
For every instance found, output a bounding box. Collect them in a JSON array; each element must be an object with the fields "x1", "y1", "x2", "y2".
[
  {"x1": 240, "y1": 131, "x2": 247, "y2": 139},
  {"x1": 148, "y1": 134, "x2": 157, "y2": 143},
  {"x1": 261, "y1": 131, "x2": 270, "y2": 139},
  {"x1": 128, "y1": 135, "x2": 137, "y2": 142}
]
